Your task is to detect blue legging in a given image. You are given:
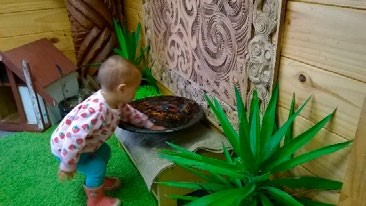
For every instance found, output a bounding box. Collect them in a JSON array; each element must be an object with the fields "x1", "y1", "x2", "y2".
[
  {"x1": 56, "y1": 143, "x2": 111, "y2": 188},
  {"x1": 78, "y1": 143, "x2": 111, "y2": 188}
]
